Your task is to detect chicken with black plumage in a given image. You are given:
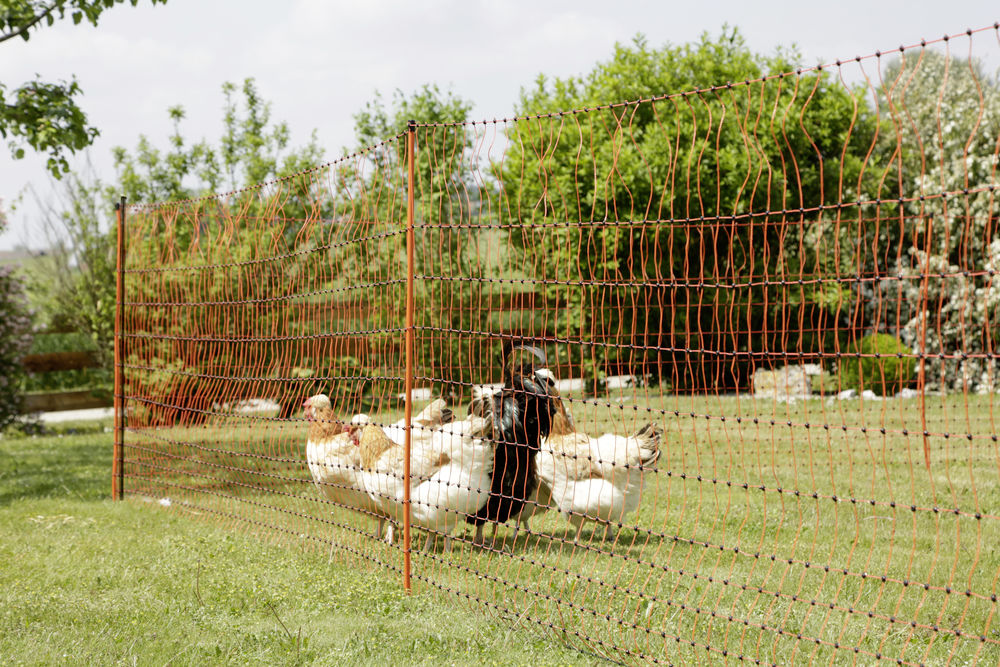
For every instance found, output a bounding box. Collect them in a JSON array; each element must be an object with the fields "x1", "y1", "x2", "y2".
[{"x1": 467, "y1": 344, "x2": 555, "y2": 547}]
